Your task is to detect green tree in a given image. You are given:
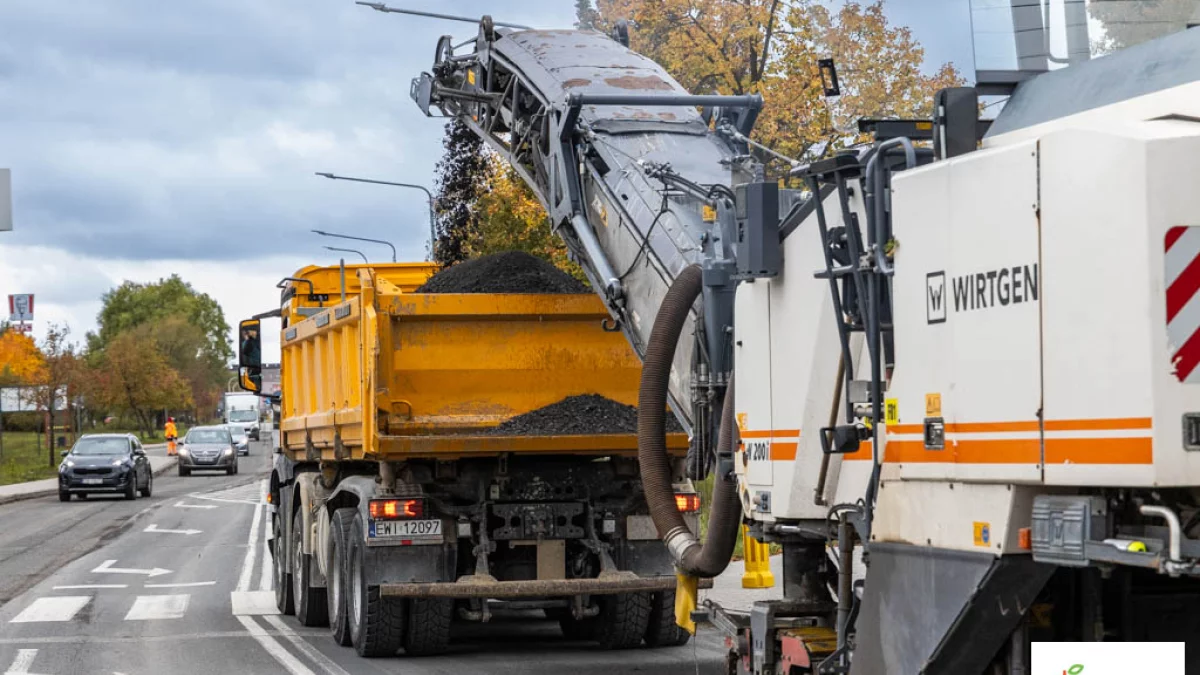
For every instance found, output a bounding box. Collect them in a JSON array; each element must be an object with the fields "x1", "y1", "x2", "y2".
[
  {"x1": 90, "y1": 275, "x2": 231, "y2": 364},
  {"x1": 88, "y1": 275, "x2": 230, "y2": 421},
  {"x1": 24, "y1": 325, "x2": 80, "y2": 466}
]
